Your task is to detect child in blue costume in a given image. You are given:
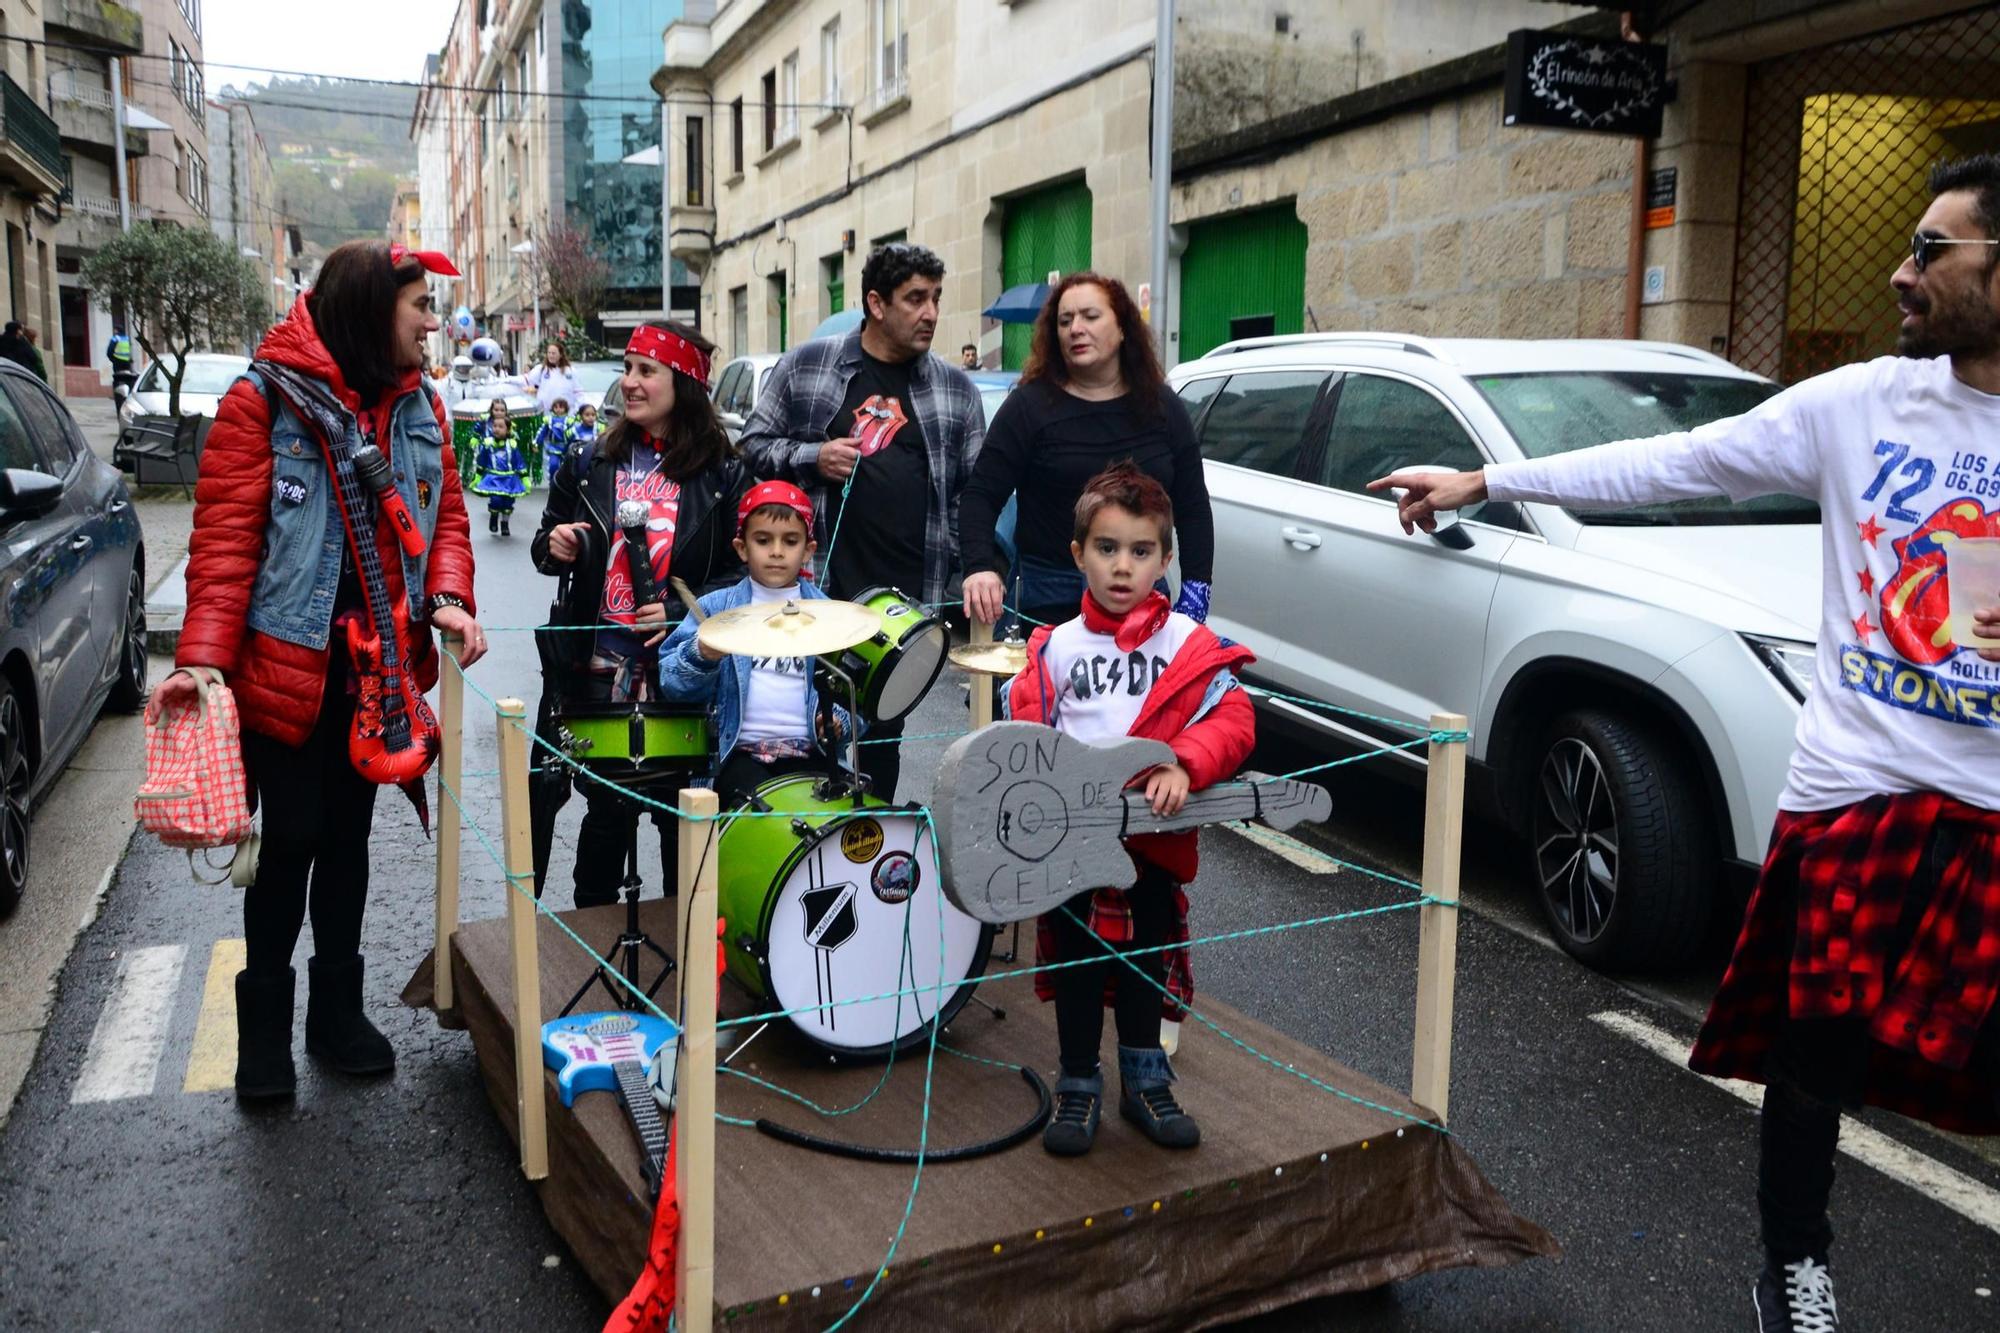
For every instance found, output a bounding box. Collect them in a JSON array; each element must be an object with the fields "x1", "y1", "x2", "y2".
[
  {"x1": 536, "y1": 396, "x2": 575, "y2": 478},
  {"x1": 658, "y1": 480, "x2": 855, "y2": 806},
  {"x1": 471, "y1": 400, "x2": 528, "y2": 535}
]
